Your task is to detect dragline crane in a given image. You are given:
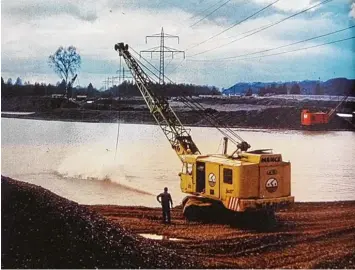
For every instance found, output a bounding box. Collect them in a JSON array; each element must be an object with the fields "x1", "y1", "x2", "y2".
[
  {"x1": 115, "y1": 42, "x2": 294, "y2": 220},
  {"x1": 301, "y1": 95, "x2": 349, "y2": 127}
]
